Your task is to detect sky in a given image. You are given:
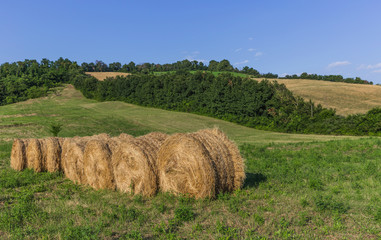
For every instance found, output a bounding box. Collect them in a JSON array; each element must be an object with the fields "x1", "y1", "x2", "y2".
[{"x1": 1, "y1": 0, "x2": 381, "y2": 83}]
